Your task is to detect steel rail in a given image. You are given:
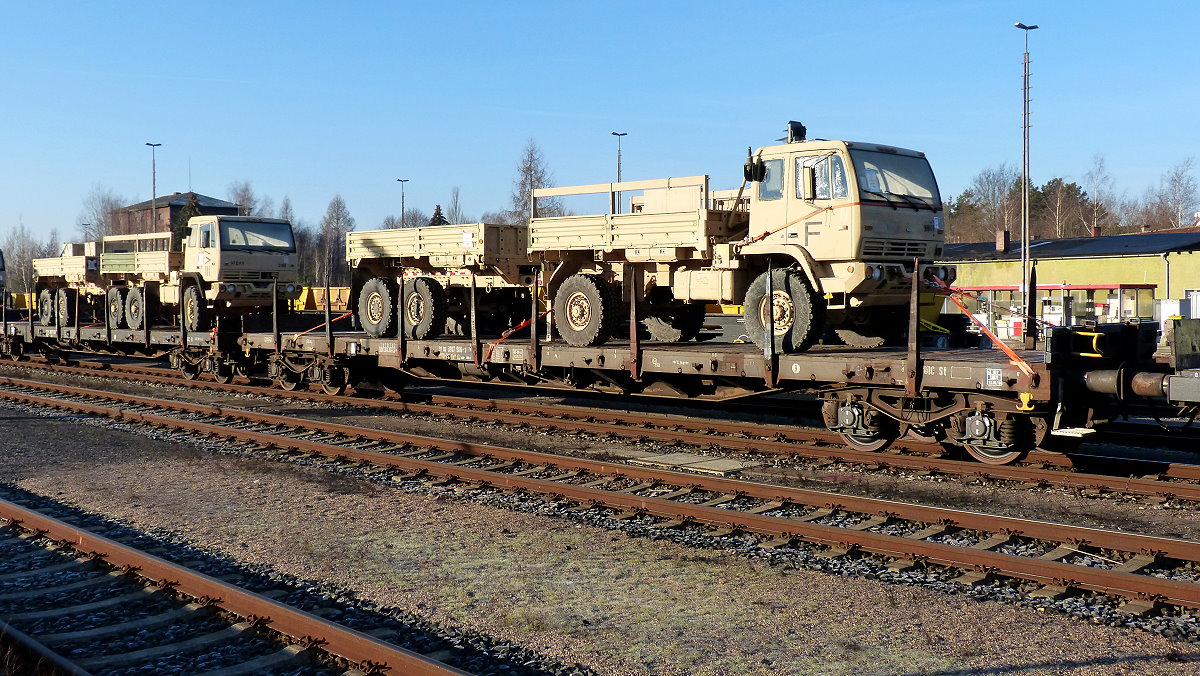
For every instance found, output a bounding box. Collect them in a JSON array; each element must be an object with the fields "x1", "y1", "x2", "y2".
[
  {"x1": 4, "y1": 369, "x2": 1199, "y2": 503},
  {"x1": 0, "y1": 497, "x2": 468, "y2": 676},
  {"x1": 6, "y1": 380, "x2": 1200, "y2": 609}
]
